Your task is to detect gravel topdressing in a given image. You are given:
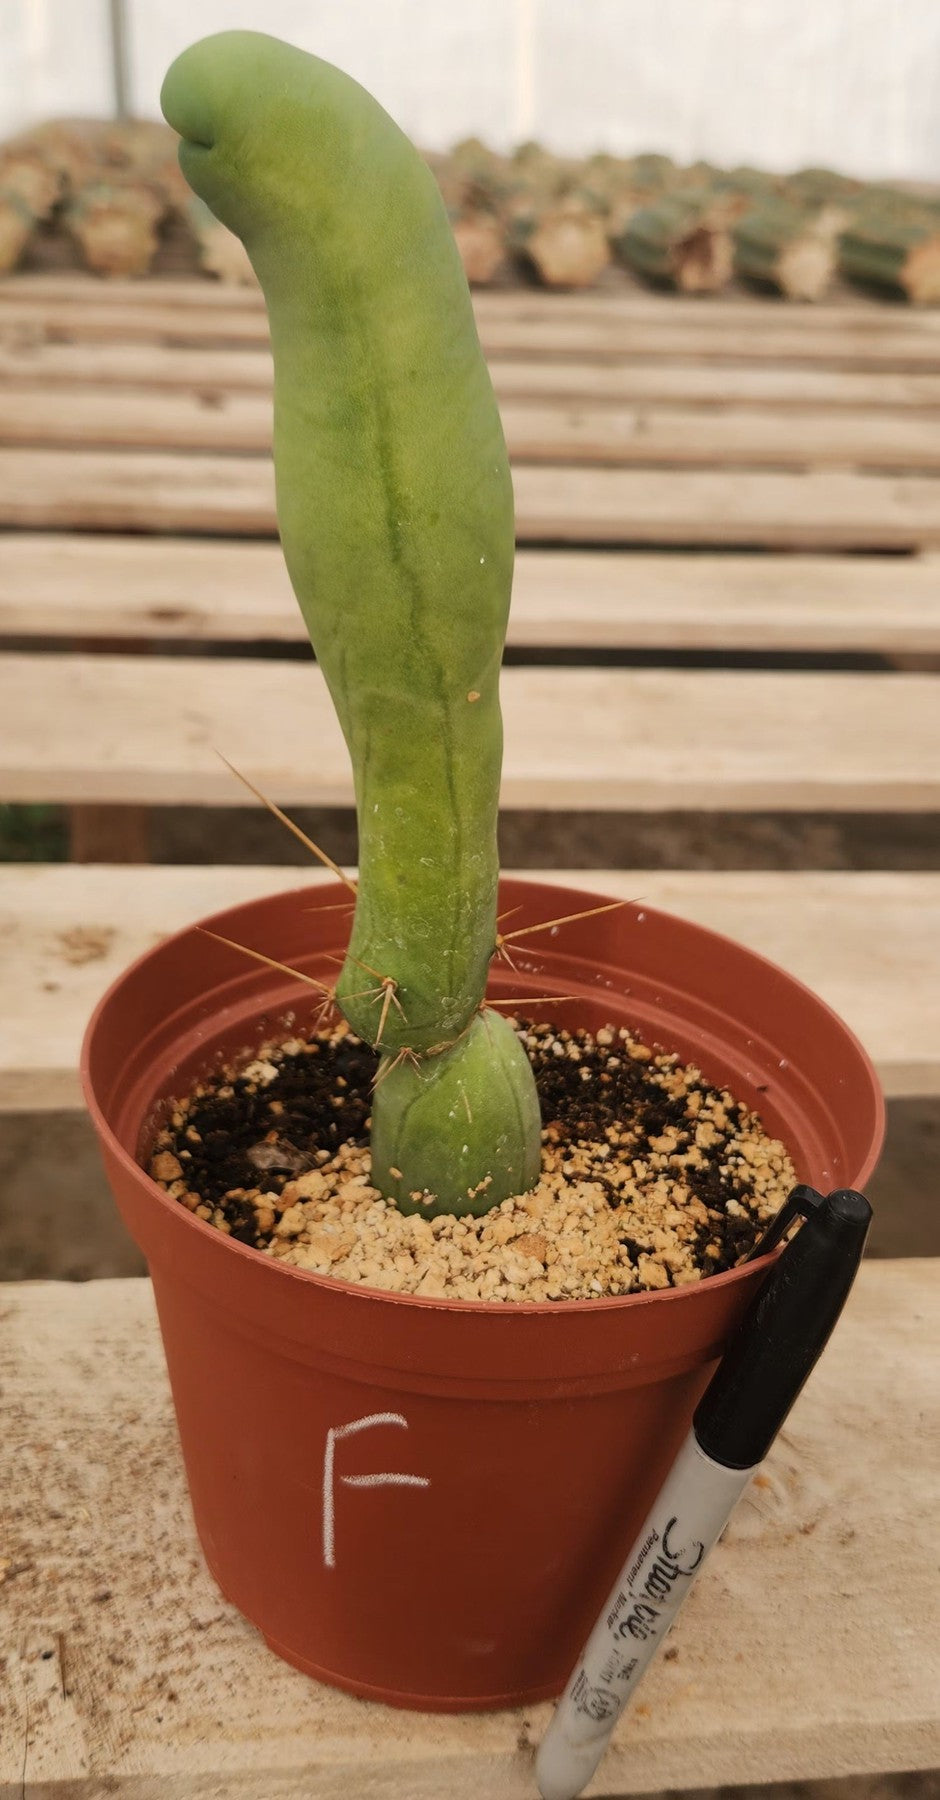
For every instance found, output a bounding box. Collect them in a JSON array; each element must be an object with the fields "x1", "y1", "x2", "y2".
[{"x1": 148, "y1": 1017, "x2": 796, "y2": 1302}]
